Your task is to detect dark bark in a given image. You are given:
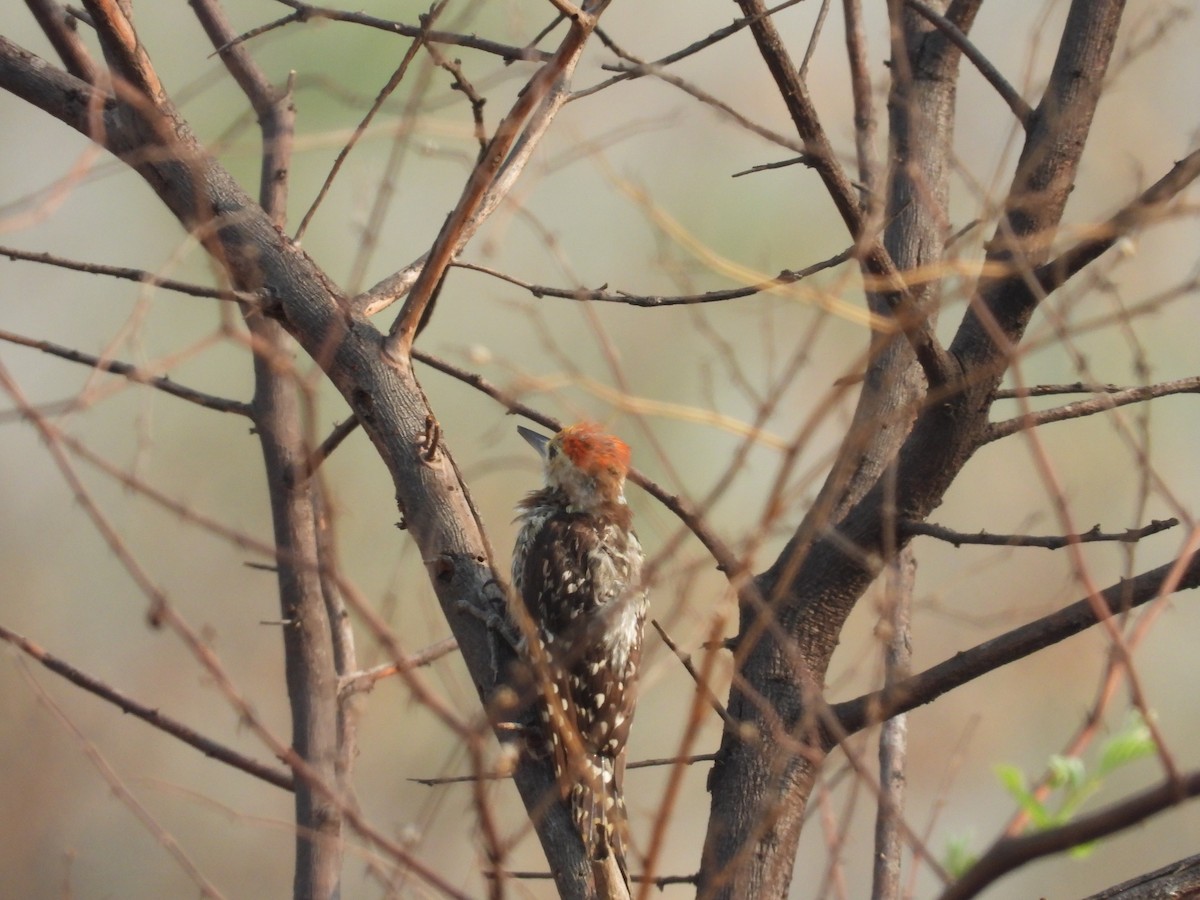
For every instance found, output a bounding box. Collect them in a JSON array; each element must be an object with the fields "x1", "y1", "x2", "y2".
[
  {"x1": 1083, "y1": 852, "x2": 1200, "y2": 900},
  {"x1": 700, "y1": 2, "x2": 1128, "y2": 897}
]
